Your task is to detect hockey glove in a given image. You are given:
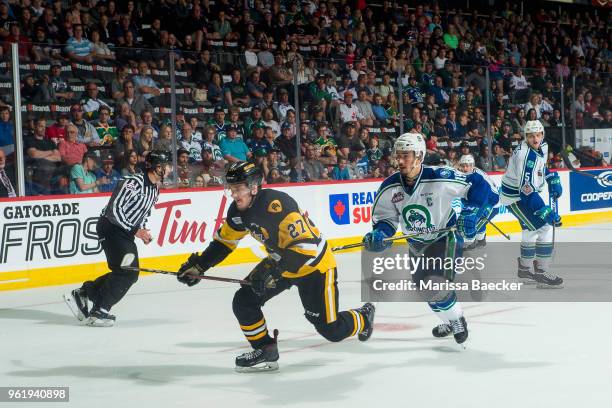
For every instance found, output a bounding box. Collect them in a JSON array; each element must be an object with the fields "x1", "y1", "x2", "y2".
[
  {"x1": 546, "y1": 172, "x2": 562, "y2": 199},
  {"x1": 458, "y1": 205, "x2": 492, "y2": 239},
  {"x1": 249, "y1": 258, "x2": 283, "y2": 296},
  {"x1": 177, "y1": 253, "x2": 210, "y2": 286},
  {"x1": 534, "y1": 206, "x2": 562, "y2": 227},
  {"x1": 363, "y1": 229, "x2": 392, "y2": 252}
]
